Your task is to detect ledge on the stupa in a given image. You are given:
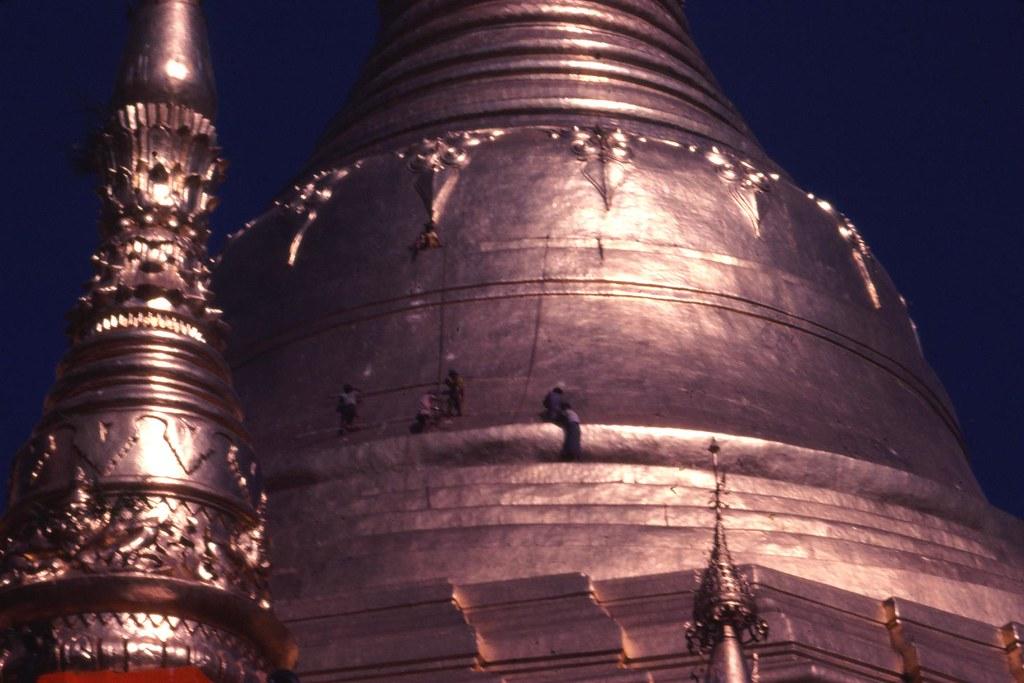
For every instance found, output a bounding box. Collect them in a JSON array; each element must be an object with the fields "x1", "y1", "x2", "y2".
[{"x1": 275, "y1": 565, "x2": 1019, "y2": 682}]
